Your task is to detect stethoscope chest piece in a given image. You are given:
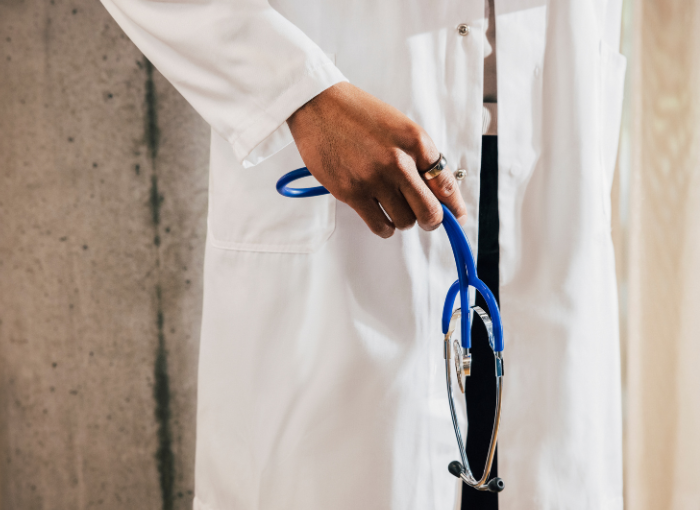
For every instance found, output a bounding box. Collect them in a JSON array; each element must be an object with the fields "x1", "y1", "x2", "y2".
[{"x1": 453, "y1": 339, "x2": 471, "y2": 394}]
